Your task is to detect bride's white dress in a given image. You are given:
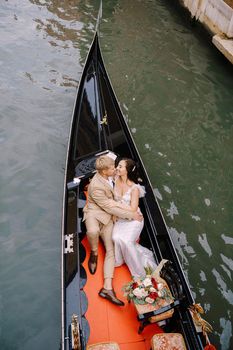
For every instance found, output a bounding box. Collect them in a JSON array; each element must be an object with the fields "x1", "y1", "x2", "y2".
[{"x1": 112, "y1": 184, "x2": 157, "y2": 278}]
